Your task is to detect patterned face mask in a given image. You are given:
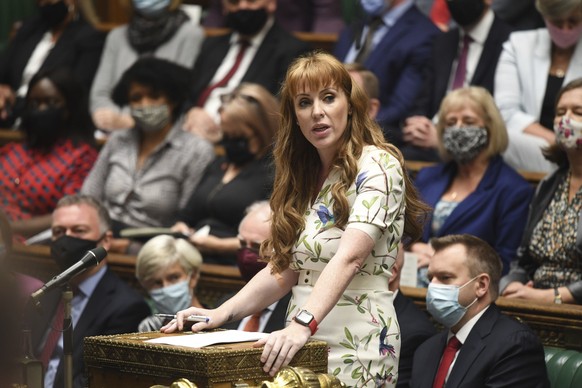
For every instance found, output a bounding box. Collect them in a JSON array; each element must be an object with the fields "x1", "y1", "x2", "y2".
[
  {"x1": 442, "y1": 126, "x2": 488, "y2": 164},
  {"x1": 131, "y1": 104, "x2": 171, "y2": 133},
  {"x1": 554, "y1": 115, "x2": 582, "y2": 150}
]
